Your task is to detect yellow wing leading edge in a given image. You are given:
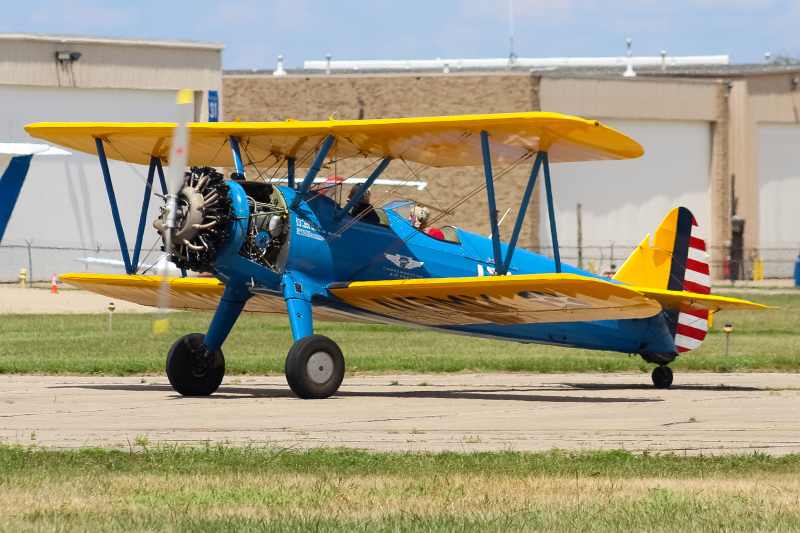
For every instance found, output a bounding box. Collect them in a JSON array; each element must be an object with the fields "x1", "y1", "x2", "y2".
[
  {"x1": 25, "y1": 112, "x2": 644, "y2": 169},
  {"x1": 59, "y1": 272, "x2": 768, "y2": 328}
]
